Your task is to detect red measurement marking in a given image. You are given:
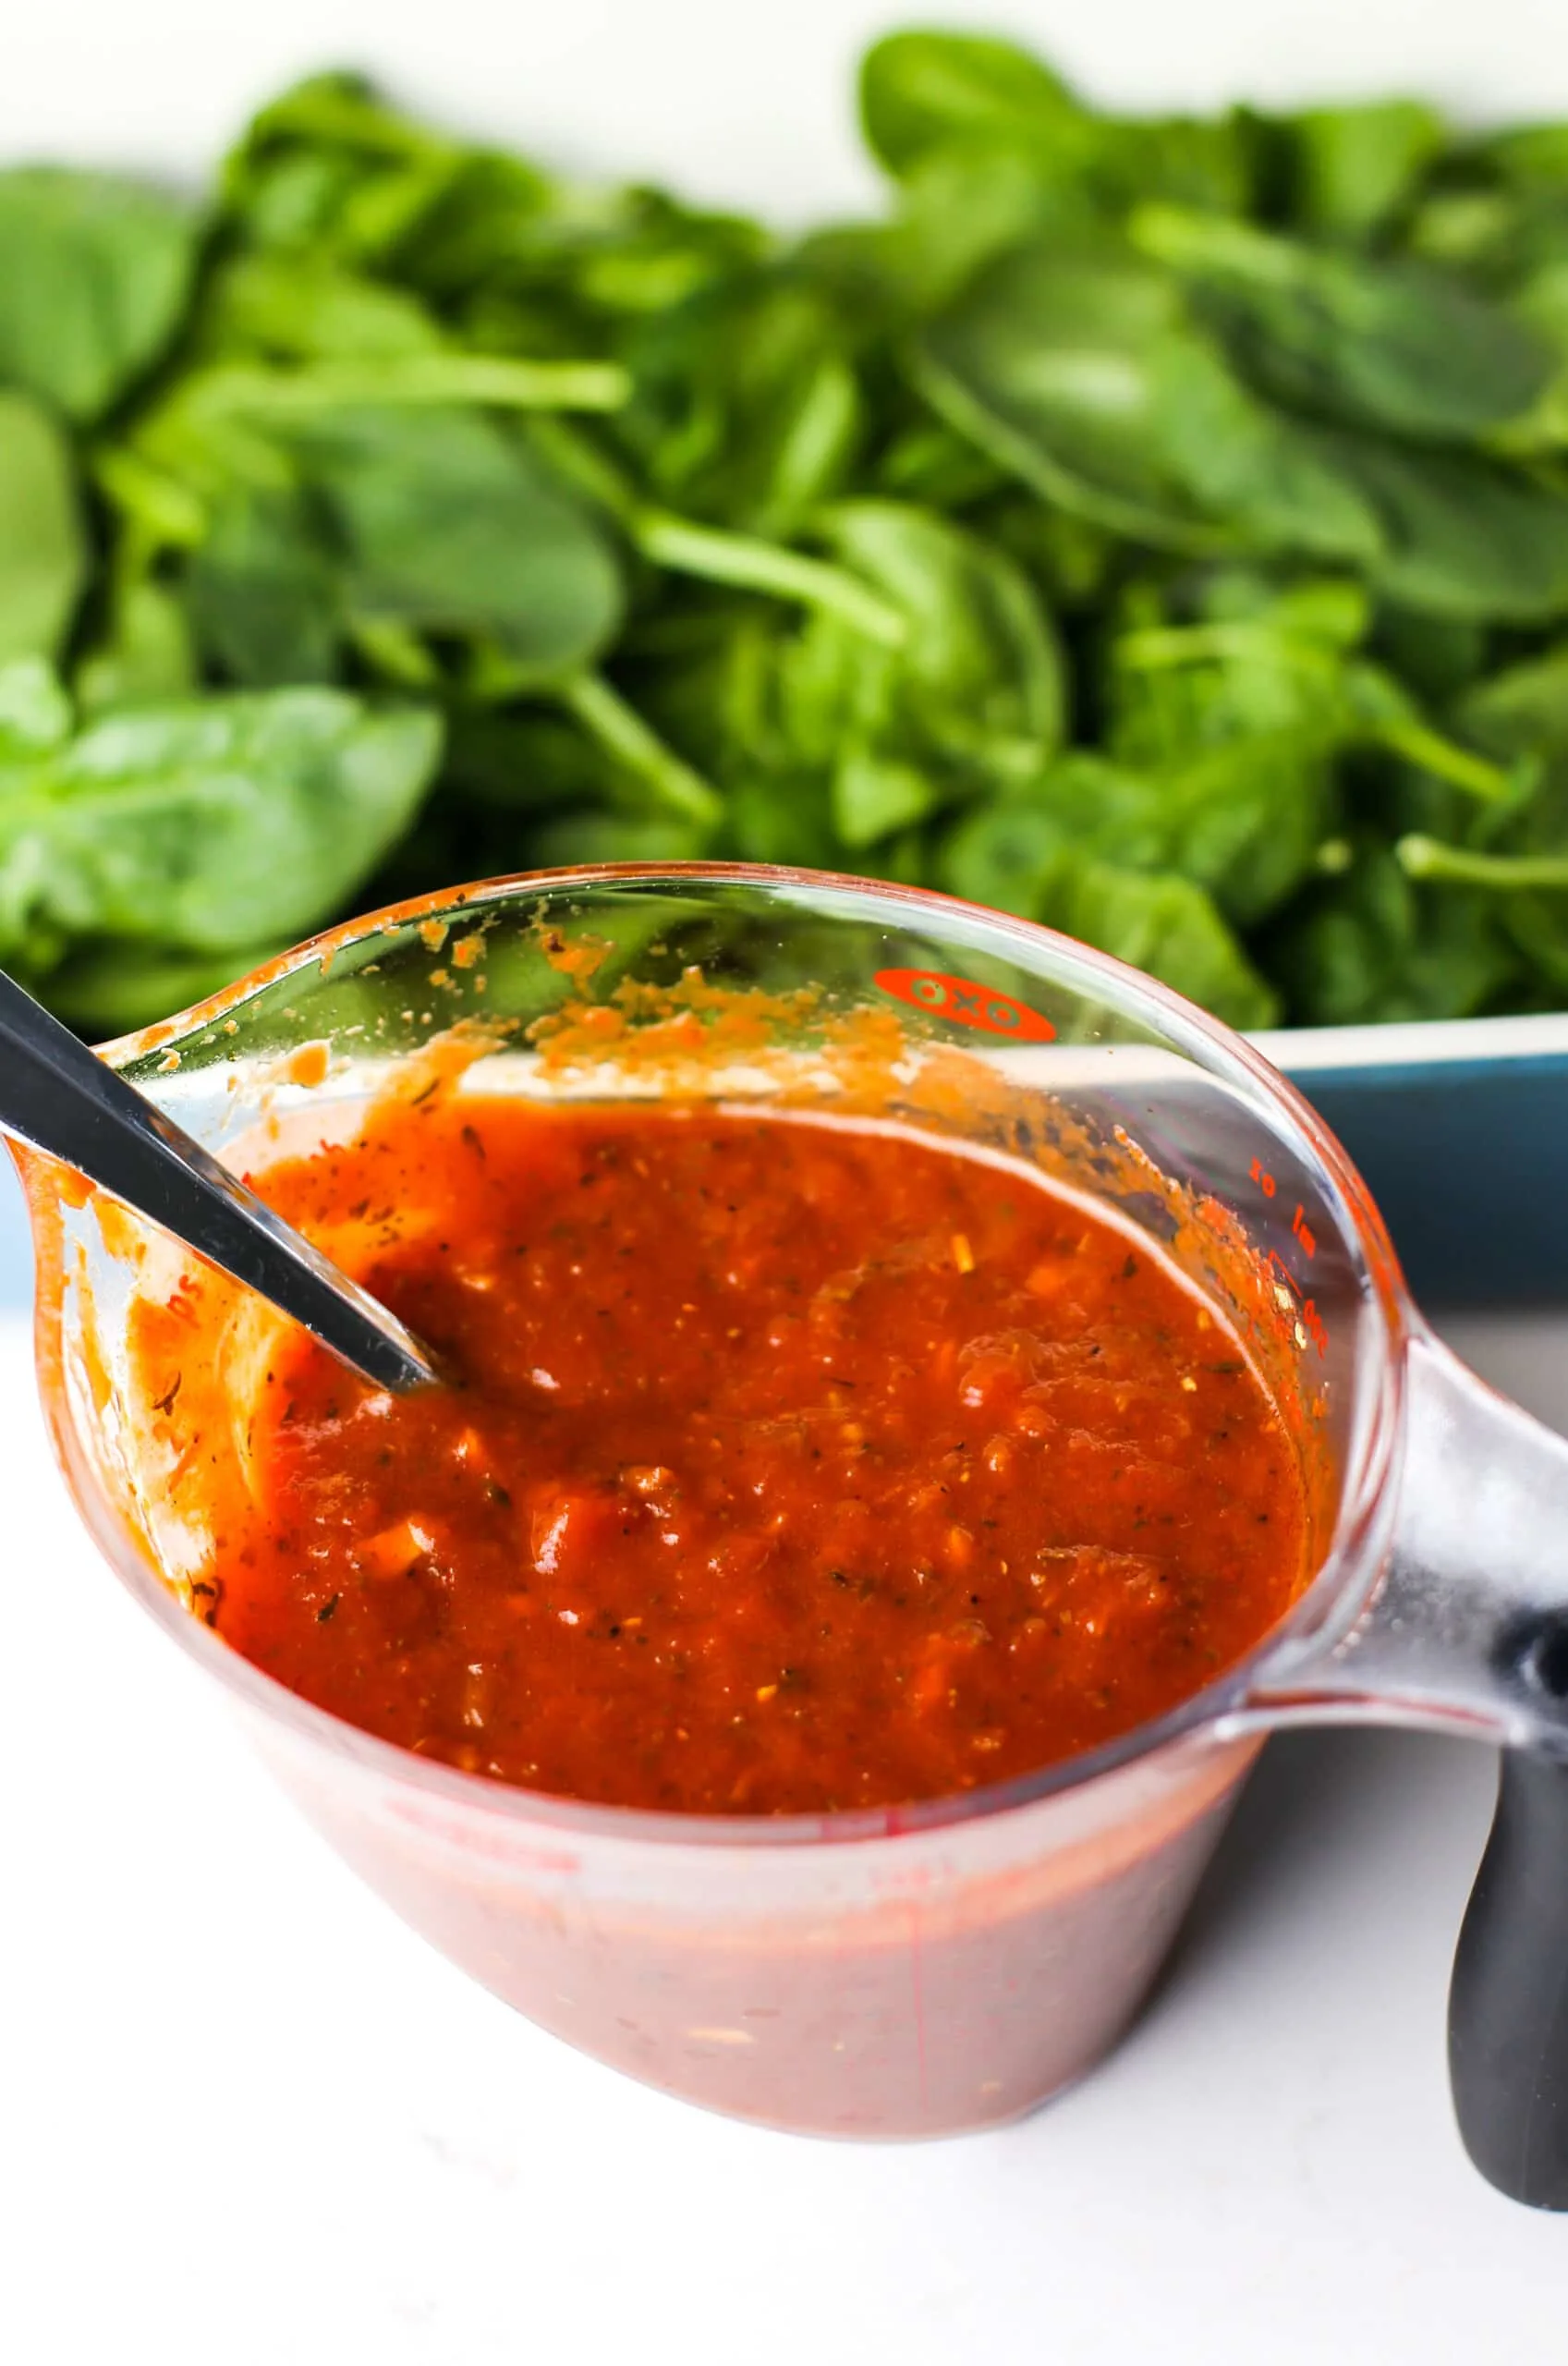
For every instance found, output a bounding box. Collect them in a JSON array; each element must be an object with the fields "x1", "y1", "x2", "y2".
[
  {"x1": 1249, "y1": 1158, "x2": 1277, "y2": 1199},
  {"x1": 874, "y1": 969, "x2": 1056, "y2": 1043},
  {"x1": 1292, "y1": 1204, "x2": 1318, "y2": 1259}
]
